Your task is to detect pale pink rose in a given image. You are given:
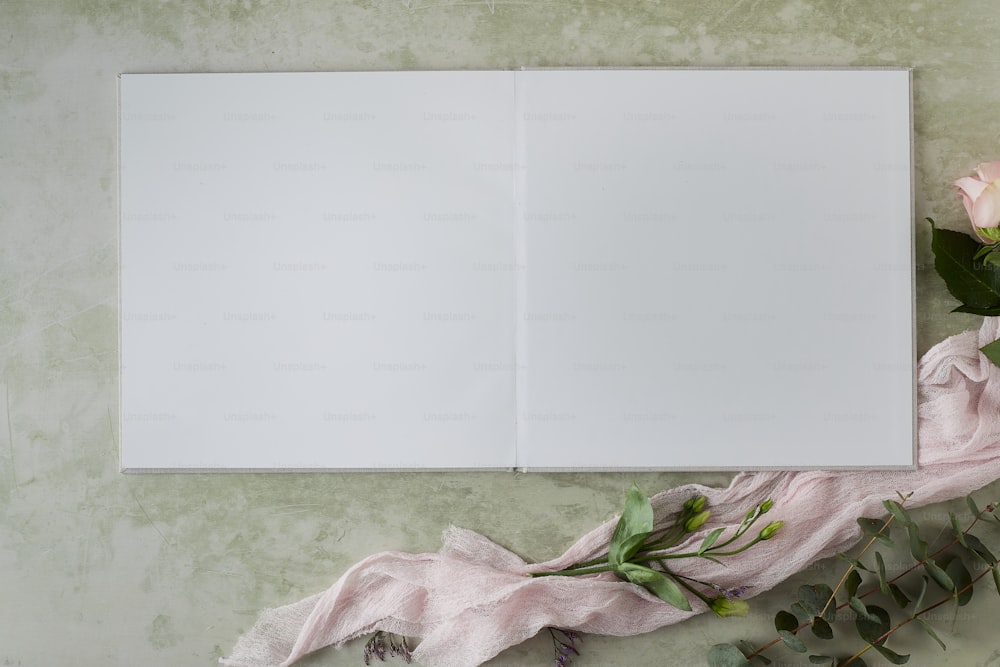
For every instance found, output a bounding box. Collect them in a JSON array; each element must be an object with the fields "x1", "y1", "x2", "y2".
[{"x1": 955, "y1": 161, "x2": 1000, "y2": 243}]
